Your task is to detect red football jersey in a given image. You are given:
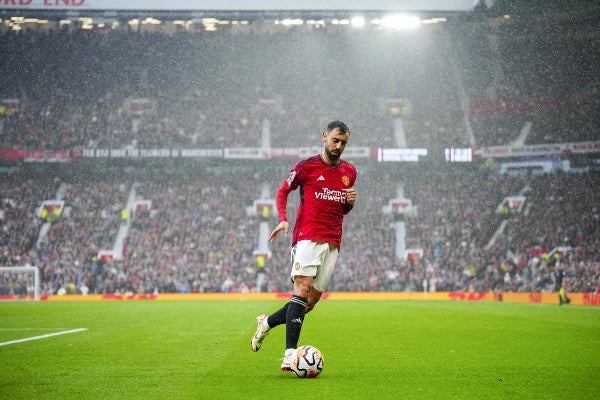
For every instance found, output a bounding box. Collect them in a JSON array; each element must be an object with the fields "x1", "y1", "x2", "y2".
[{"x1": 275, "y1": 154, "x2": 357, "y2": 250}]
